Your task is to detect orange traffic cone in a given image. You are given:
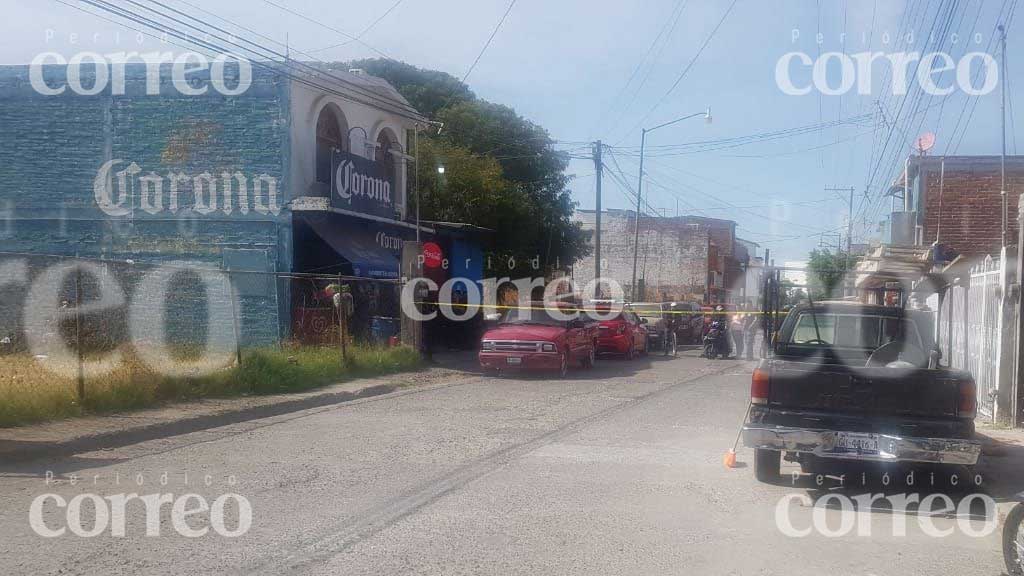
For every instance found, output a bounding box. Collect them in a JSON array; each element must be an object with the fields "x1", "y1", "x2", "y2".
[
  {"x1": 723, "y1": 403, "x2": 752, "y2": 470},
  {"x1": 723, "y1": 449, "x2": 738, "y2": 469}
]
